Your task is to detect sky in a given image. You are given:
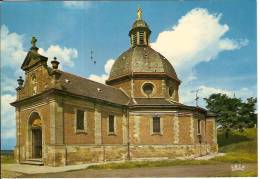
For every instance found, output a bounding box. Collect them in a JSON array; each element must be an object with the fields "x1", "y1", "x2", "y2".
[{"x1": 1, "y1": 0, "x2": 257, "y2": 150}]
